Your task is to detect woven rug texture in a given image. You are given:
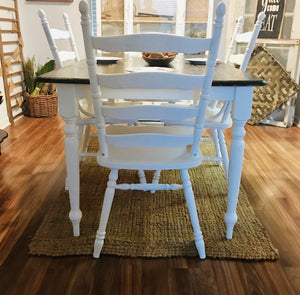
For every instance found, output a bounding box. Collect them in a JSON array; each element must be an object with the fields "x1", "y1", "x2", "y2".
[{"x1": 29, "y1": 140, "x2": 279, "y2": 260}]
